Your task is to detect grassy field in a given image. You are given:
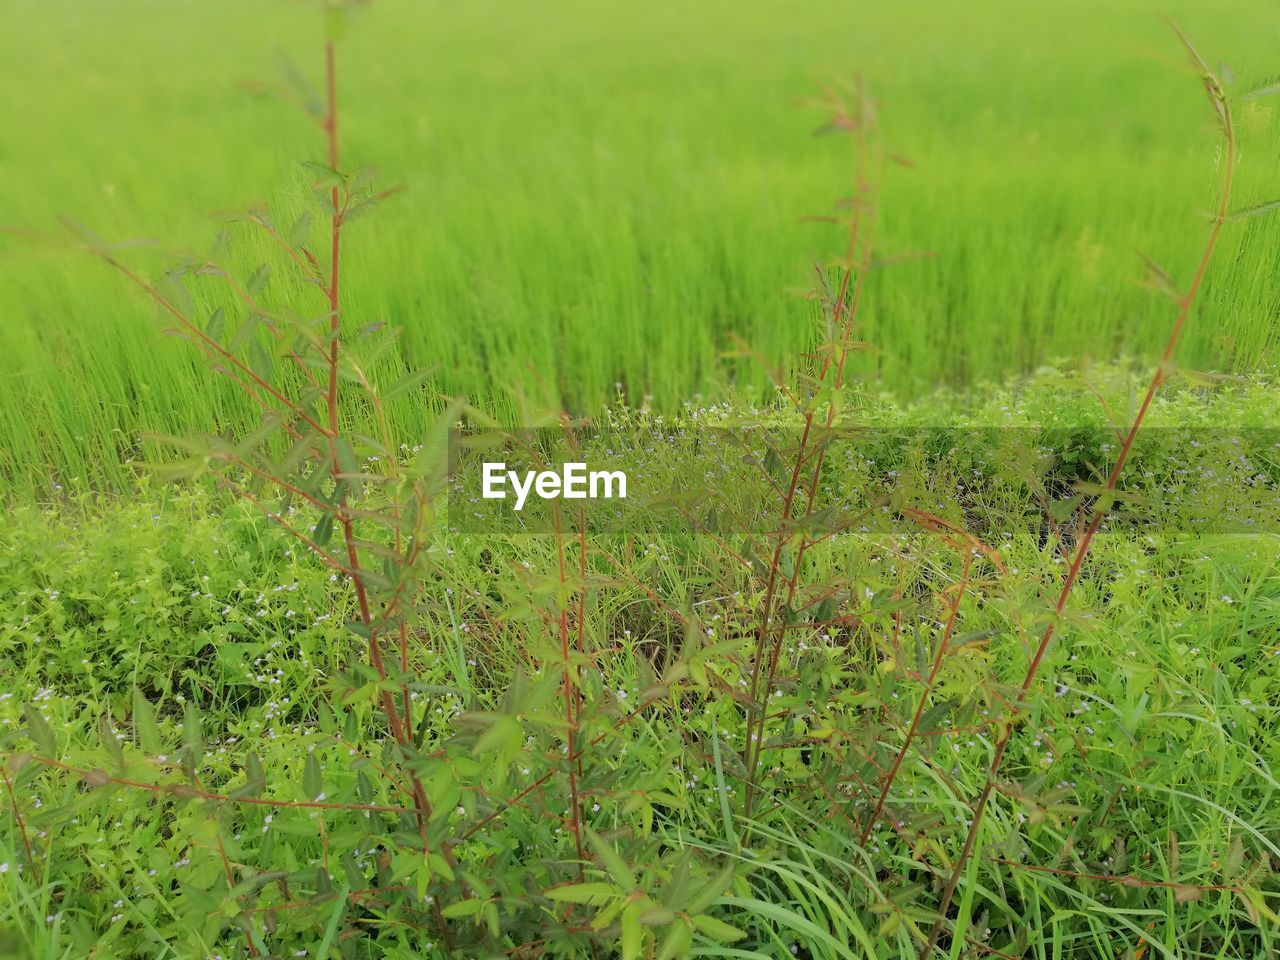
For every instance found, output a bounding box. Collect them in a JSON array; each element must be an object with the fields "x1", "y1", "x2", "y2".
[
  {"x1": 3, "y1": 2, "x2": 1280, "y2": 958},
  {"x1": 3, "y1": 0, "x2": 1280, "y2": 491}
]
